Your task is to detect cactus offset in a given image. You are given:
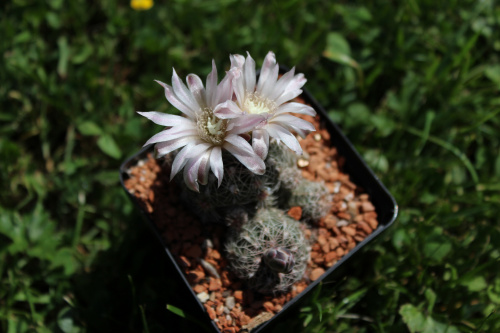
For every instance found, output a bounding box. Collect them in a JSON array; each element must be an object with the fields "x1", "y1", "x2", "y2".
[
  {"x1": 287, "y1": 178, "x2": 332, "y2": 222},
  {"x1": 225, "y1": 207, "x2": 309, "y2": 294},
  {"x1": 265, "y1": 141, "x2": 303, "y2": 192}
]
